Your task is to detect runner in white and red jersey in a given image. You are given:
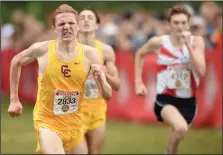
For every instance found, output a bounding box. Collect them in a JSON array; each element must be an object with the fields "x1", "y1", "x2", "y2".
[{"x1": 134, "y1": 5, "x2": 206, "y2": 154}]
